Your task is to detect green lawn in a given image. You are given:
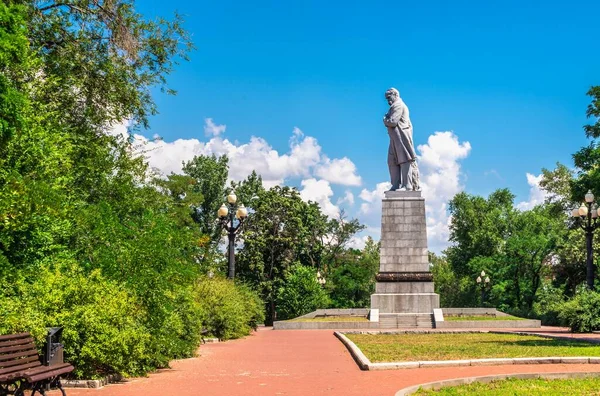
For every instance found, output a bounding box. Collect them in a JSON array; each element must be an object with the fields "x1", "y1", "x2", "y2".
[
  {"x1": 345, "y1": 332, "x2": 600, "y2": 362},
  {"x1": 444, "y1": 315, "x2": 525, "y2": 321},
  {"x1": 413, "y1": 377, "x2": 600, "y2": 395},
  {"x1": 288, "y1": 316, "x2": 368, "y2": 322}
]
